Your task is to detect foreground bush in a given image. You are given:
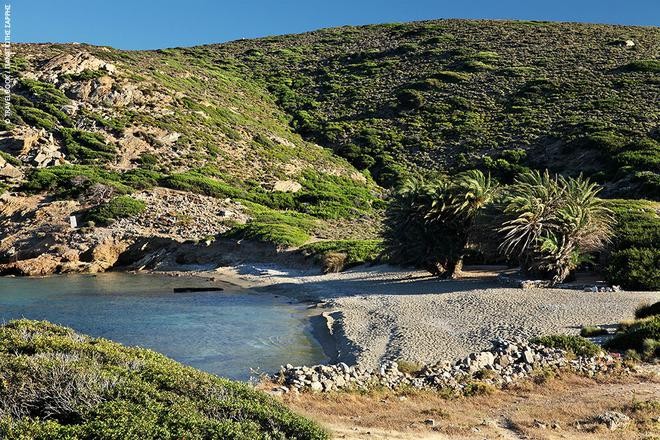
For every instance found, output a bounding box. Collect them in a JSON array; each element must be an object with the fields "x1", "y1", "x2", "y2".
[
  {"x1": 605, "y1": 316, "x2": 660, "y2": 360},
  {"x1": 0, "y1": 320, "x2": 327, "y2": 440},
  {"x1": 635, "y1": 301, "x2": 660, "y2": 320}
]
